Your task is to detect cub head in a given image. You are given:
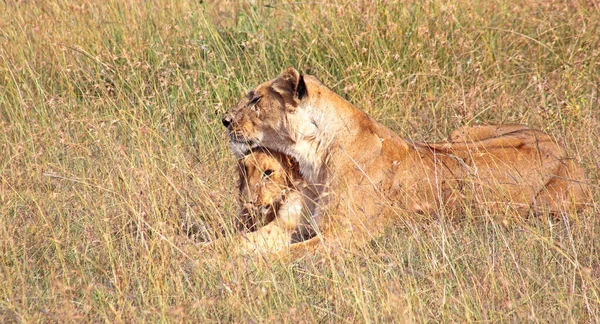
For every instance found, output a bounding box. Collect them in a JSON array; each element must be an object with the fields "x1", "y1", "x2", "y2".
[
  {"x1": 237, "y1": 147, "x2": 302, "y2": 230},
  {"x1": 222, "y1": 67, "x2": 308, "y2": 157}
]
